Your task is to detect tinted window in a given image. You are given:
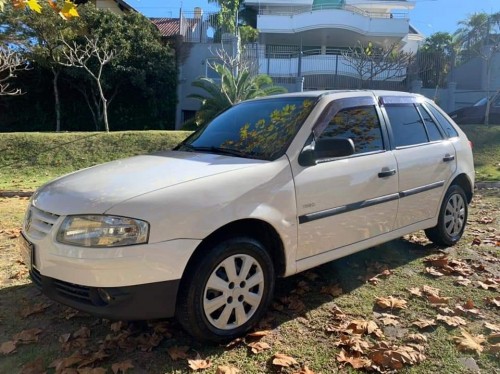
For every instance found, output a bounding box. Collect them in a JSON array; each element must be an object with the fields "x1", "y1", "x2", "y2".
[
  {"x1": 318, "y1": 105, "x2": 384, "y2": 154},
  {"x1": 418, "y1": 104, "x2": 443, "y2": 142},
  {"x1": 424, "y1": 103, "x2": 459, "y2": 138},
  {"x1": 179, "y1": 98, "x2": 314, "y2": 161},
  {"x1": 385, "y1": 105, "x2": 428, "y2": 147}
]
